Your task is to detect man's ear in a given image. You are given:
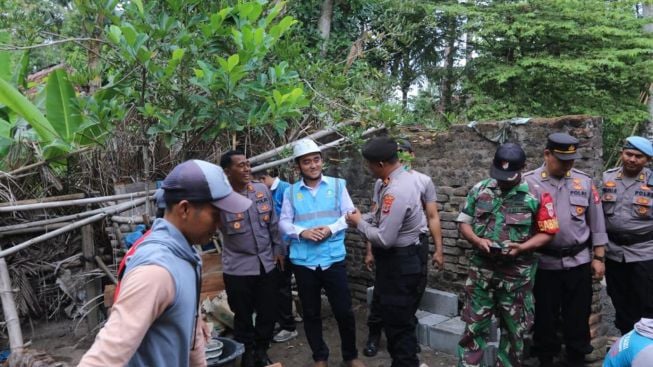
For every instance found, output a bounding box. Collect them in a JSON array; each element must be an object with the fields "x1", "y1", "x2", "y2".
[{"x1": 173, "y1": 200, "x2": 191, "y2": 218}]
